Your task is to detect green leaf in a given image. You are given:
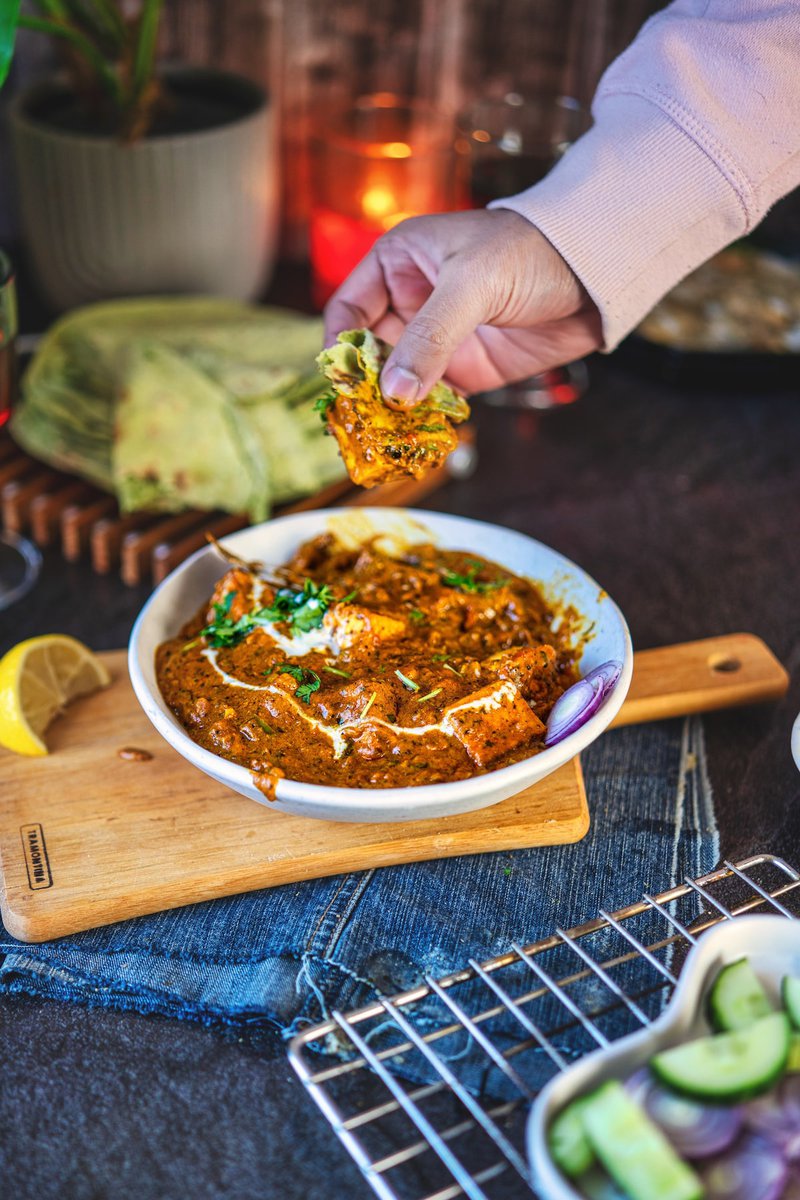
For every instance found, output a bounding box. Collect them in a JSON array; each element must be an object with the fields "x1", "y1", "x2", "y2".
[
  {"x1": 440, "y1": 566, "x2": 507, "y2": 595},
  {"x1": 82, "y1": 0, "x2": 126, "y2": 46},
  {"x1": 313, "y1": 390, "x2": 336, "y2": 424},
  {"x1": 273, "y1": 664, "x2": 321, "y2": 704},
  {"x1": 0, "y1": 0, "x2": 20, "y2": 88},
  {"x1": 18, "y1": 13, "x2": 123, "y2": 103},
  {"x1": 259, "y1": 579, "x2": 334, "y2": 634},
  {"x1": 201, "y1": 579, "x2": 339, "y2": 647},
  {"x1": 131, "y1": 0, "x2": 161, "y2": 99}
]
